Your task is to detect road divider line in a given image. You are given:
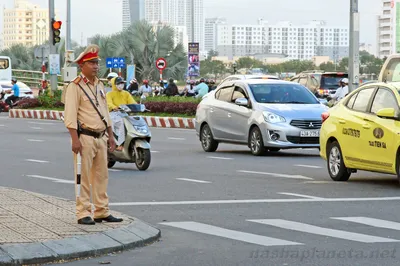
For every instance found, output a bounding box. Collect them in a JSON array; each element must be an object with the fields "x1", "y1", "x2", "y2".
[
  {"x1": 108, "y1": 169, "x2": 122, "y2": 172},
  {"x1": 237, "y1": 170, "x2": 313, "y2": 180},
  {"x1": 294, "y1": 164, "x2": 322, "y2": 169},
  {"x1": 25, "y1": 175, "x2": 73, "y2": 184},
  {"x1": 28, "y1": 121, "x2": 55, "y2": 125},
  {"x1": 168, "y1": 137, "x2": 186, "y2": 140},
  {"x1": 176, "y1": 178, "x2": 211, "y2": 184},
  {"x1": 277, "y1": 192, "x2": 322, "y2": 199},
  {"x1": 30, "y1": 127, "x2": 42, "y2": 130},
  {"x1": 25, "y1": 159, "x2": 49, "y2": 163},
  {"x1": 0, "y1": 124, "x2": 5, "y2": 127},
  {"x1": 27, "y1": 139, "x2": 44, "y2": 142},
  {"x1": 208, "y1": 156, "x2": 234, "y2": 160},
  {"x1": 109, "y1": 196, "x2": 400, "y2": 206},
  {"x1": 159, "y1": 222, "x2": 302, "y2": 247},
  {"x1": 247, "y1": 219, "x2": 400, "y2": 243},
  {"x1": 151, "y1": 151, "x2": 160, "y2": 153},
  {"x1": 331, "y1": 217, "x2": 400, "y2": 231}
]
